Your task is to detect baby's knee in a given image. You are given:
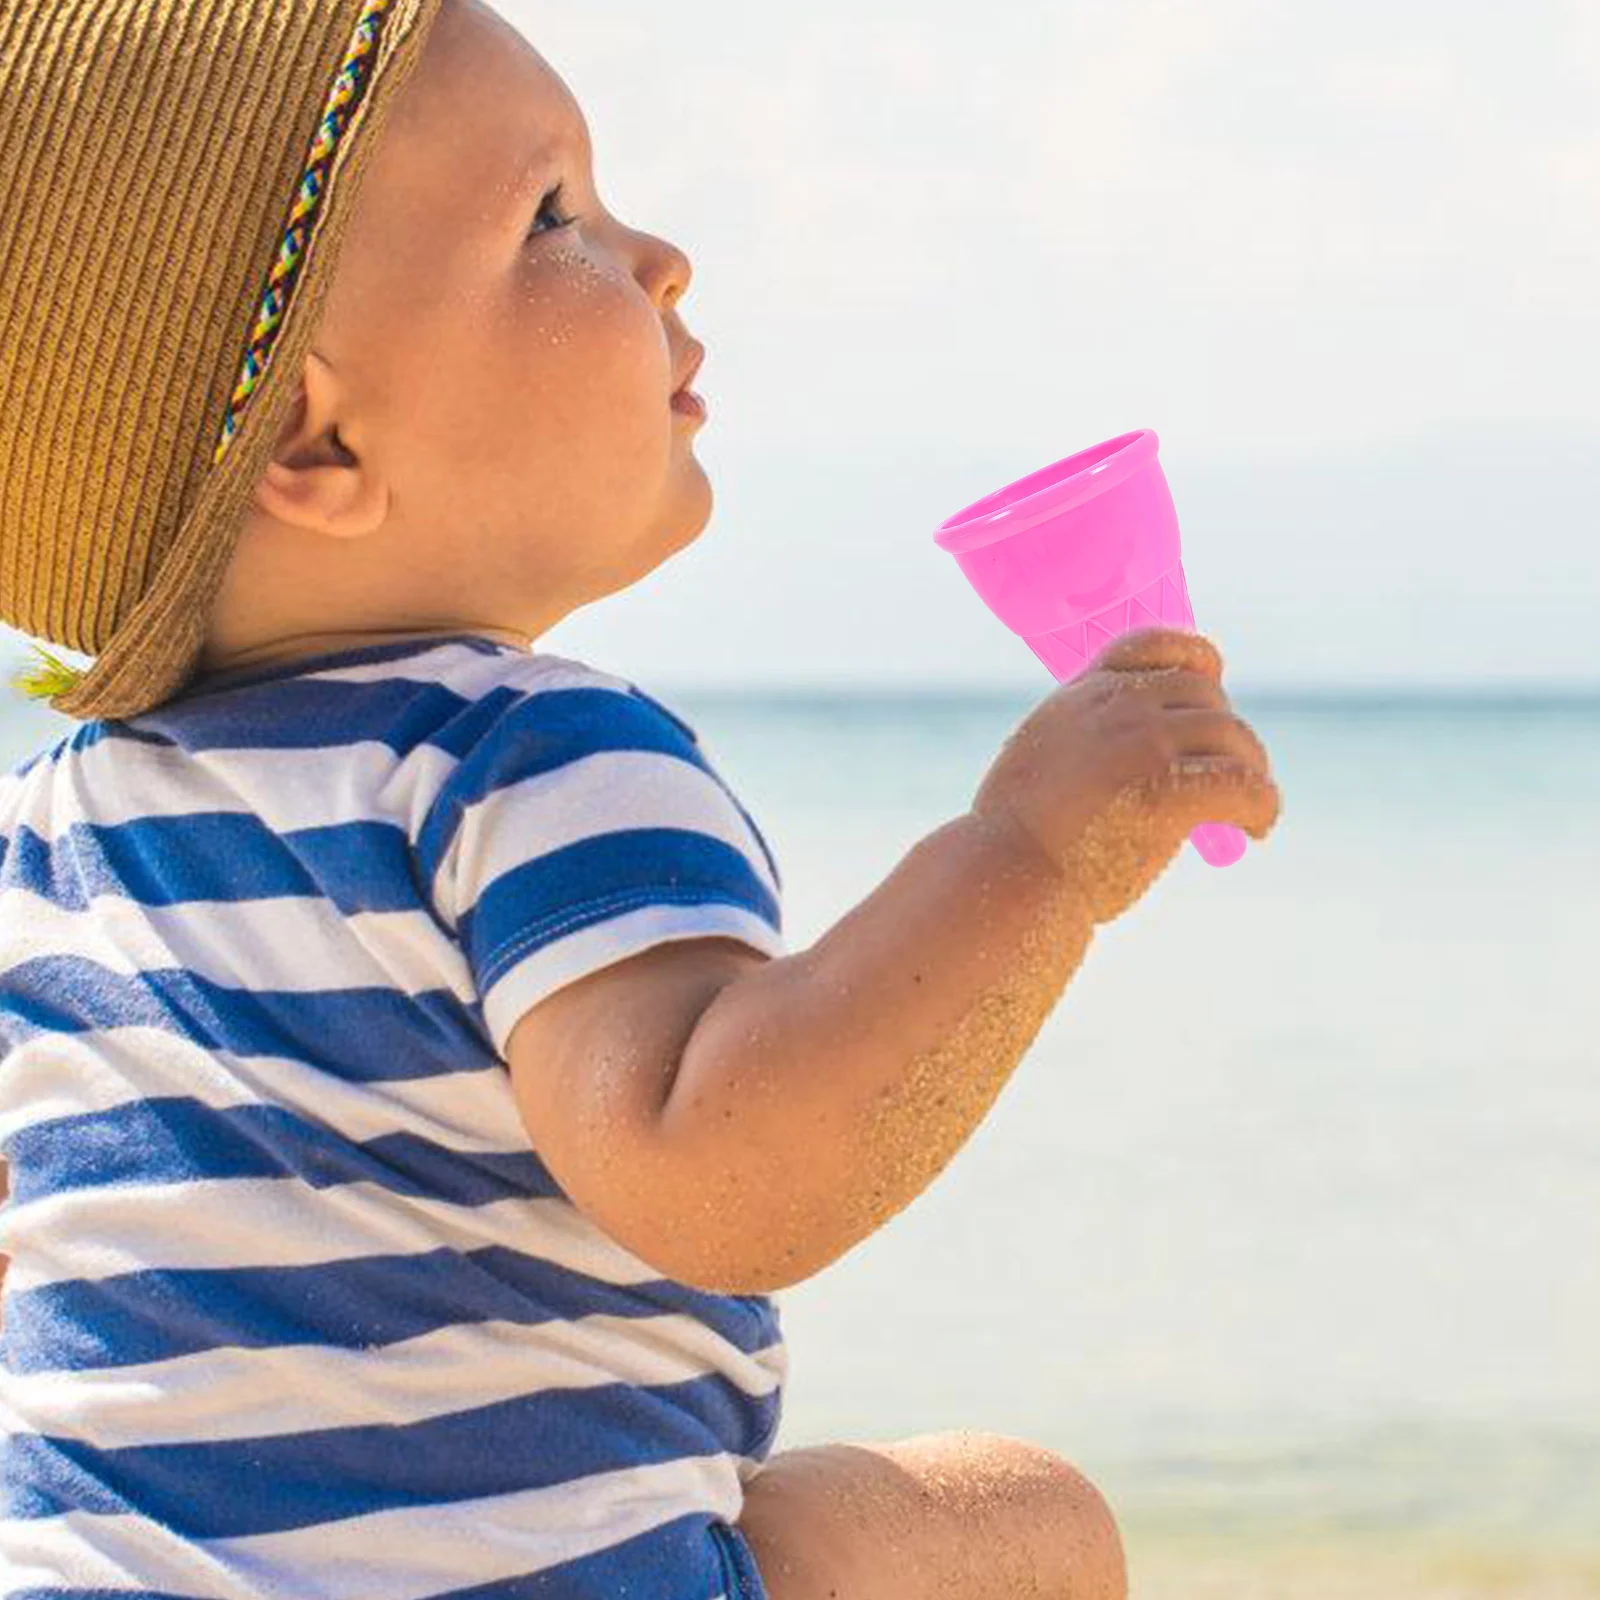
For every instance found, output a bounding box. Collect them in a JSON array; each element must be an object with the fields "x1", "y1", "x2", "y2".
[
  {"x1": 928, "y1": 1430, "x2": 1128, "y2": 1600},
  {"x1": 1035, "y1": 1446, "x2": 1127, "y2": 1600},
  {"x1": 737, "y1": 1430, "x2": 1127, "y2": 1600}
]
